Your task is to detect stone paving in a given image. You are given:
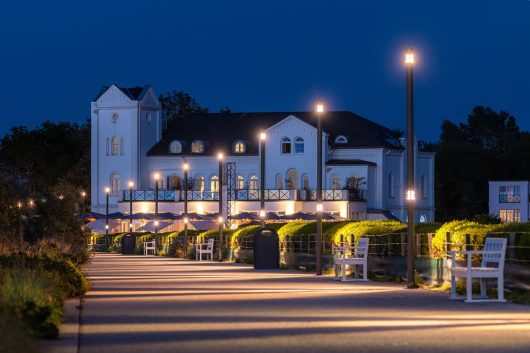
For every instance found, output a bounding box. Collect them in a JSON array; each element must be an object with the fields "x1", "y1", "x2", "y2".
[{"x1": 78, "y1": 254, "x2": 530, "y2": 353}]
